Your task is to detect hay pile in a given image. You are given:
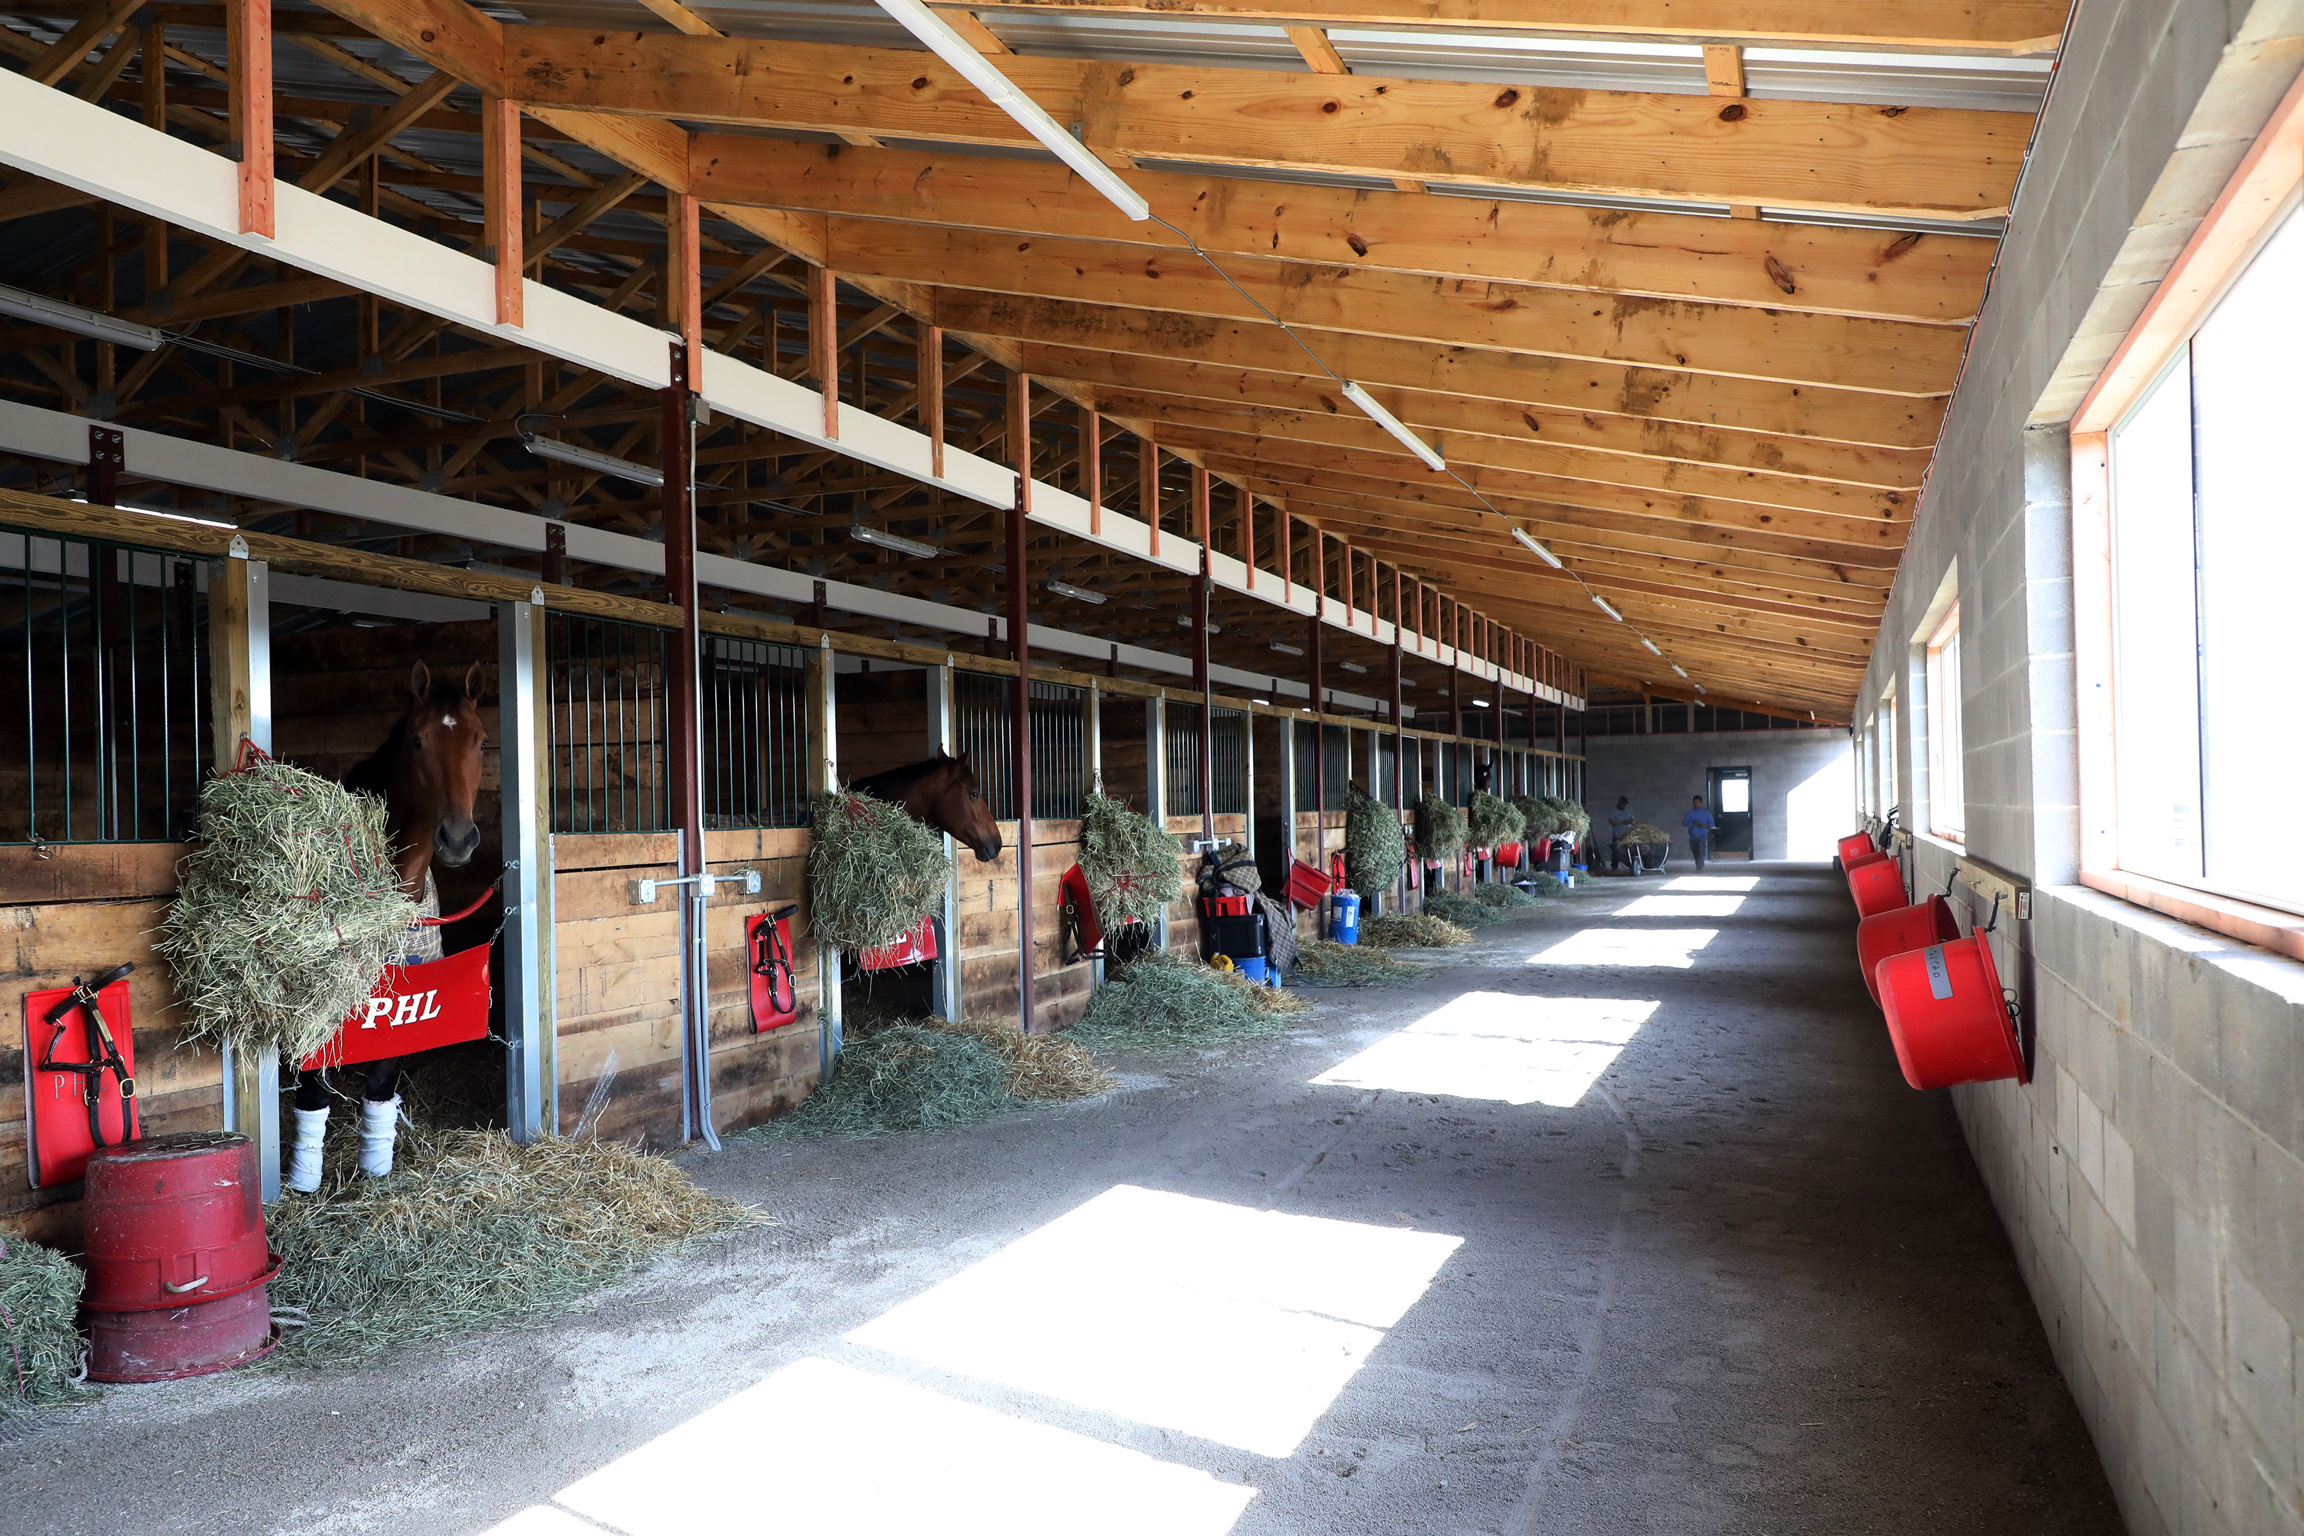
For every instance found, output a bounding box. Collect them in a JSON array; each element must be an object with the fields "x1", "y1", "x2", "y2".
[
  {"x1": 1072, "y1": 951, "x2": 1304, "y2": 1050},
  {"x1": 1294, "y1": 938, "x2": 1419, "y2": 987},
  {"x1": 1466, "y1": 789, "x2": 1525, "y2": 850},
  {"x1": 1622, "y1": 823, "x2": 1671, "y2": 845},
  {"x1": 1362, "y1": 912, "x2": 1472, "y2": 948},
  {"x1": 1422, "y1": 891, "x2": 1503, "y2": 928},
  {"x1": 1470, "y1": 882, "x2": 1546, "y2": 910},
  {"x1": 851, "y1": 1013, "x2": 1114, "y2": 1103},
  {"x1": 1413, "y1": 793, "x2": 1467, "y2": 863},
  {"x1": 268, "y1": 1127, "x2": 754, "y2": 1364},
  {"x1": 1526, "y1": 872, "x2": 1571, "y2": 895},
  {"x1": 756, "y1": 1025, "x2": 1022, "y2": 1139},
  {"x1": 808, "y1": 790, "x2": 952, "y2": 952},
  {"x1": 0, "y1": 1238, "x2": 84, "y2": 1418},
  {"x1": 157, "y1": 754, "x2": 416, "y2": 1061},
  {"x1": 1079, "y1": 792, "x2": 1184, "y2": 927},
  {"x1": 1344, "y1": 785, "x2": 1406, "y2": 898}
]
